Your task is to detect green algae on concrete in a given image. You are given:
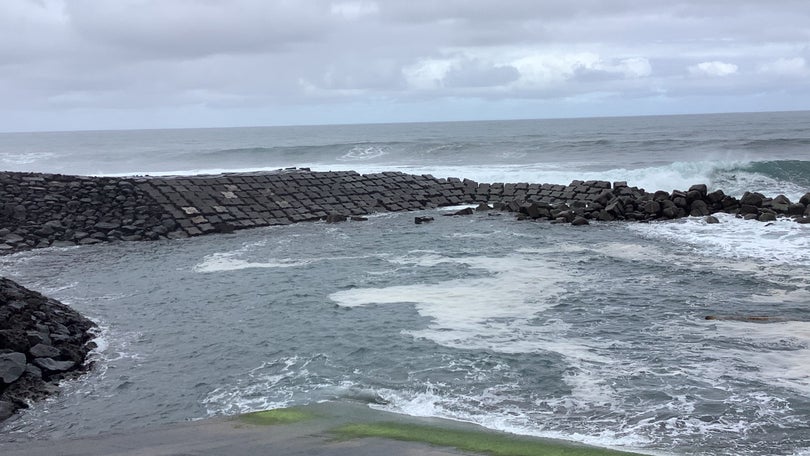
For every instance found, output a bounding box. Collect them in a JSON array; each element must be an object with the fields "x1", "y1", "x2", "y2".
[
  {"x1": 332, "y1": 422, "x2": 644, "y2": 456},
  {"x1": 239, "y1": 407, "x2": 315, "y2": 426}
]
